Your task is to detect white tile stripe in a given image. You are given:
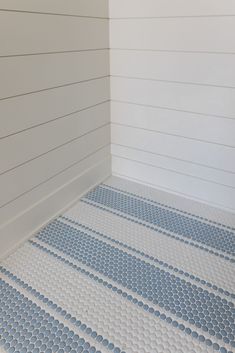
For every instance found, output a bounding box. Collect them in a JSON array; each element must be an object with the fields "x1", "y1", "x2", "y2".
[
  {"x1": 1, "y1": 175, "x2": 235, "y2": 353},
  {"x1": 60, "y1": 215, "x2": 235, "y2": 301},
  {"x1": 83, "y1": 184, "x2": 235, "y2": 258},
  {"x1": 2, "y1": 242, "x2": 221, "y2": 353},
  {"x1": 31, "y1": 236, "x2": 235, "y2": 352},
  {"x1": 65, "y1": 201, "x2": 235, "y2": 295},
  {"x1": 81, "y1": 196, "x2": 235, "y2": 262}
]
